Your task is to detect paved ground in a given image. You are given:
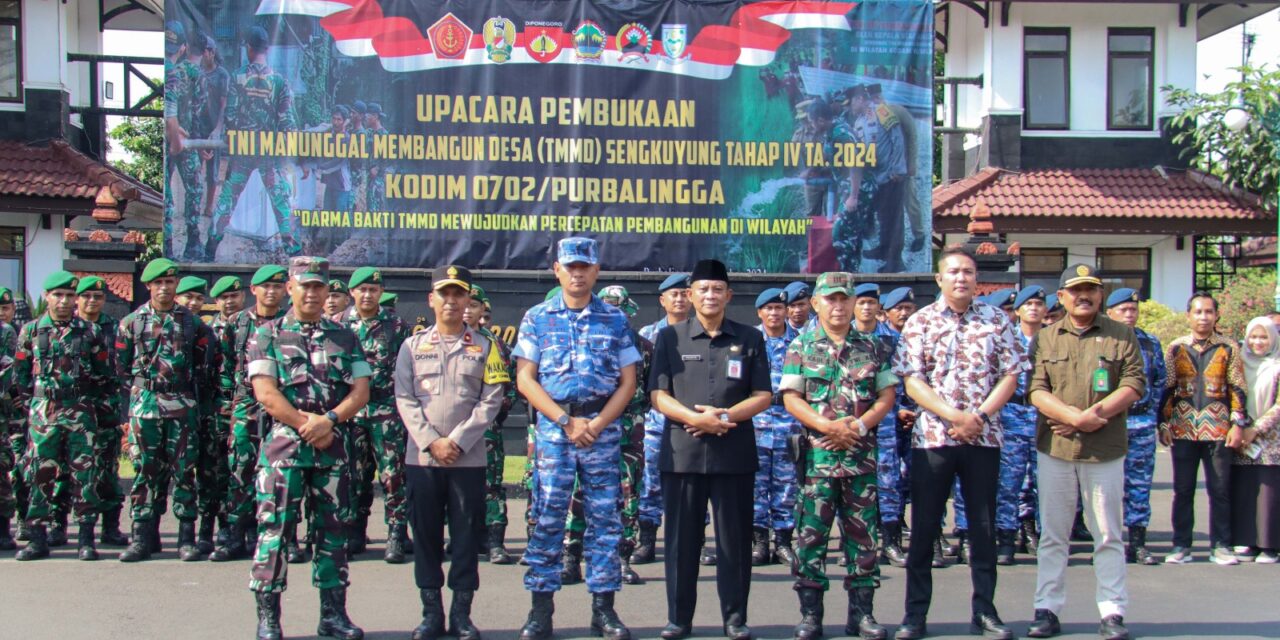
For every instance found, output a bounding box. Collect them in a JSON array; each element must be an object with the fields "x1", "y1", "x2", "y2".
[{"x1": 3, "y1": 451, "x2": 1276, "y2": 640}]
